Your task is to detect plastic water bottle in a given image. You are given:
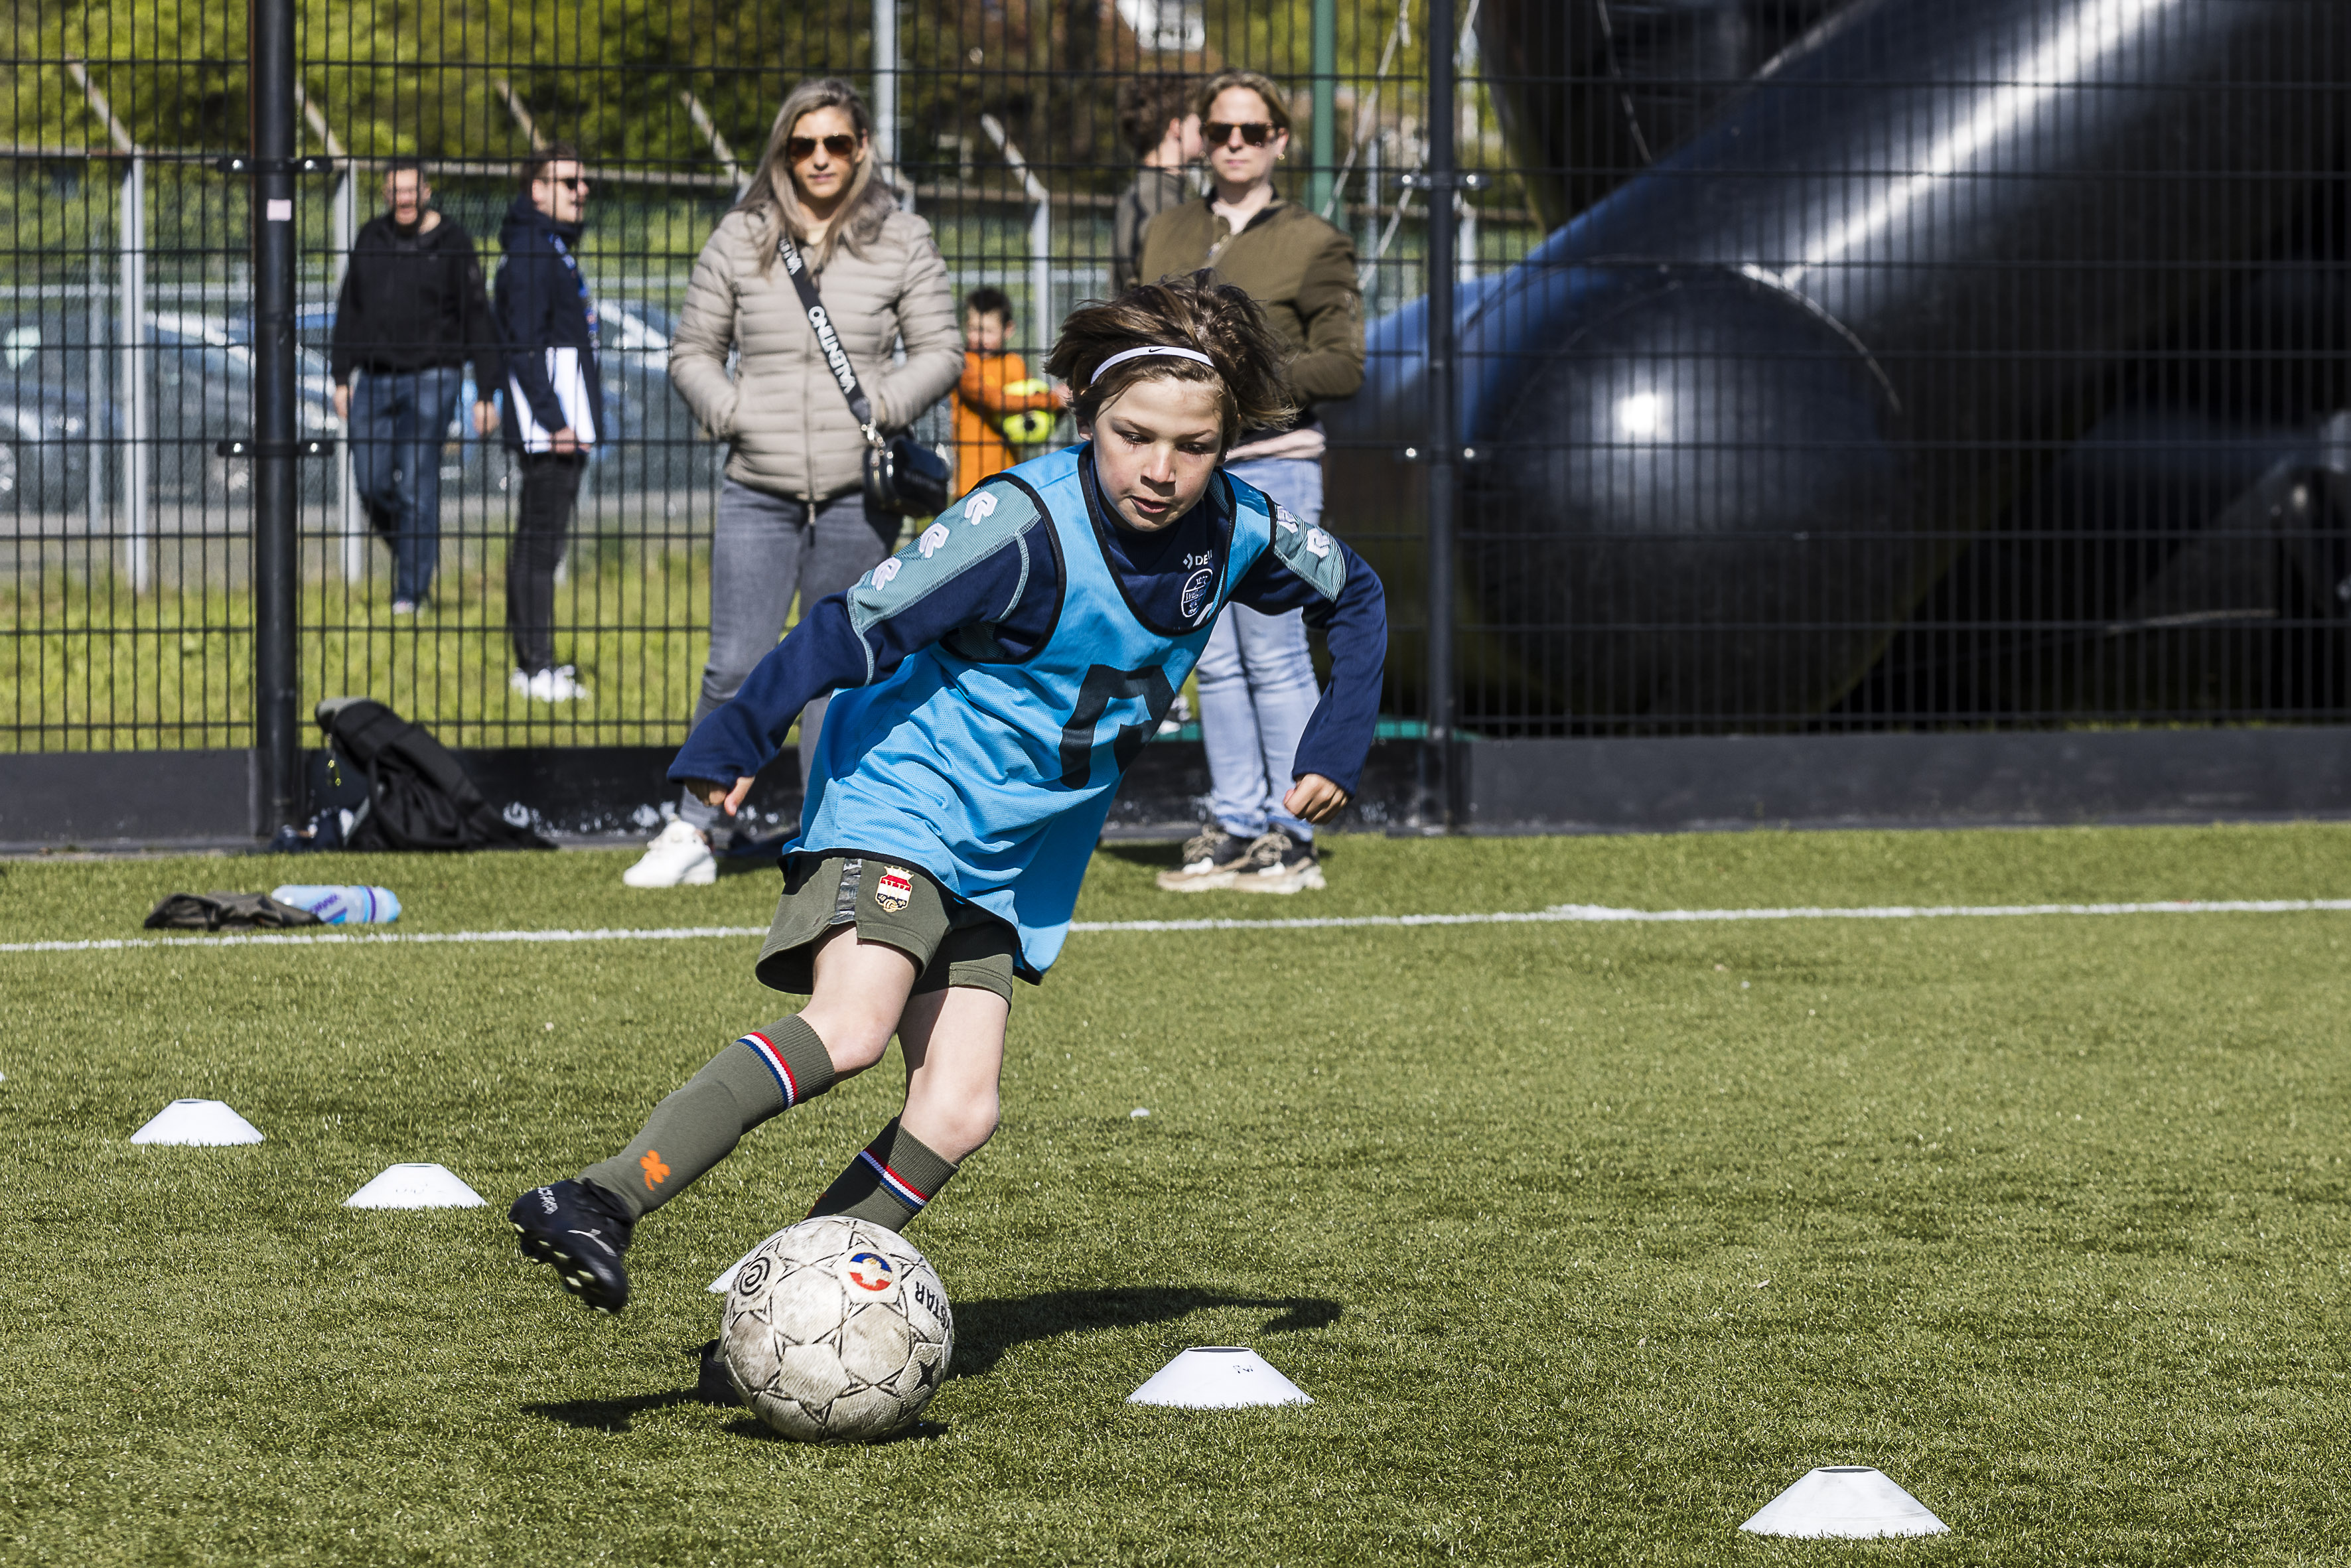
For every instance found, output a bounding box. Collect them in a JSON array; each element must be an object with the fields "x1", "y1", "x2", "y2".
[{"x1": 271, "y1": 885, "x2": 402, "y2": 925}]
